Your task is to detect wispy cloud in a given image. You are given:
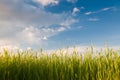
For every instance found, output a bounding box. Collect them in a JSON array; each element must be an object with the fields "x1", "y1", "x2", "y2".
[
  {"x1": 77, "y1": 26, "x2": 83, "y2": 29},
  {"x1": 85, "y1": 12, "x2": 93, "y2": 15},
  {"x1": 101, "y1": 7, "x2": 112, "y2": 11},
  {"x1": 60, "y1": 17, "x2": 78, "y2": 28},
  {"x1": 85, "y1": 7, "x2": 115, "y2": 15},
  {"x1": 67, "y1": 0, "x2": 78, "y2": 3},
  {"x1": 57, "y1": 27, "x2": 66, "y2": 32},
  {"x1": 88, "y1": 18, "x2": 99, "y2": 21}
]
